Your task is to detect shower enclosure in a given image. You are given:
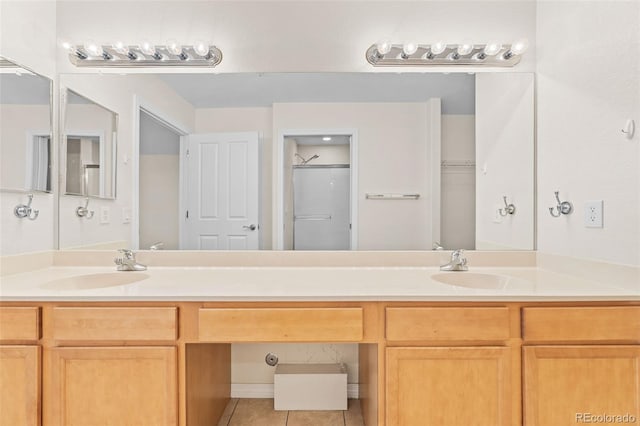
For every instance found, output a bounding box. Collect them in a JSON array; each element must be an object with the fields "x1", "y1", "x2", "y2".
[{"x1": 293, "y1": 165, "x2": 350, "y2": 250}]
